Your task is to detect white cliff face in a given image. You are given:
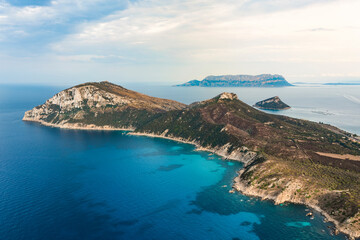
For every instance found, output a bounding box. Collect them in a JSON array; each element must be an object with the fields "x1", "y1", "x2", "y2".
[
  {"x1": 23, "y1": 82, "x2": 187, "y2": 128},
  {"x1": 47, "y1": 85, "x2": 130, "y2": 111},
  {"x1": 218, "y1": 92, "x2": 238, "y2": 100},
  {"x1": 23, "y1": 85, "x2": 131, "y2": 123},
  {"x1": 200, "y1": 144, "x2": 257, "y2": 164}
]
